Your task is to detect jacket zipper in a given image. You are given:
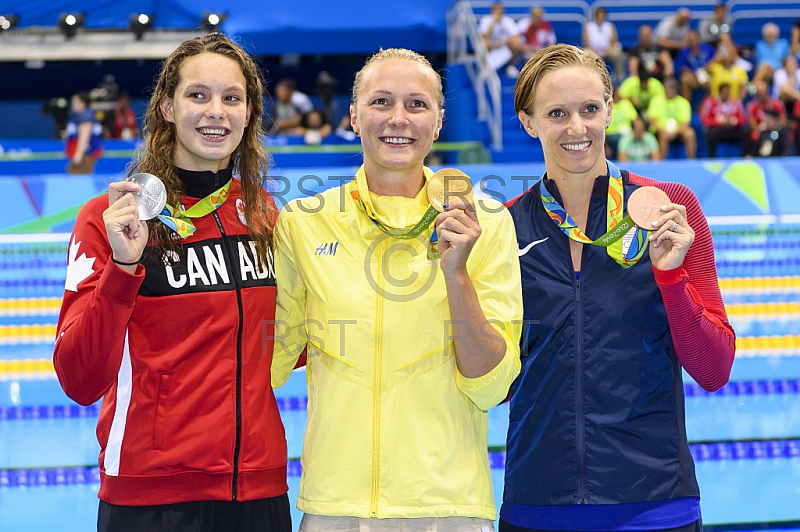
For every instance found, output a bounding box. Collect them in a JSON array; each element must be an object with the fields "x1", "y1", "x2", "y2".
[
  {"x1": 574, "y1": 275, "x2": 586, "y2": 504},
  {"x1": 370, "y1": 235, "x2": 387, "y2": 517},
  {"x1": 212, "y1": 210, "x2": 244, "y2": 501}
]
